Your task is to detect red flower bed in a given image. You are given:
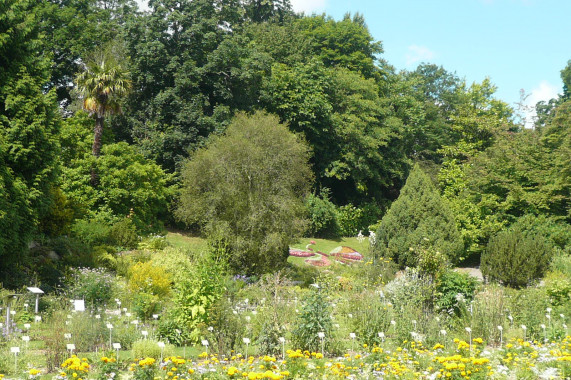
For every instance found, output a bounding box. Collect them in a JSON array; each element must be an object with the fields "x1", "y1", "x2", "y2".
[
  {"x1": 305, "y1": 256, "x2": 331, "y2": 266},
  {"x1": 289, "y1": 249, "x2": 316, "y2": 257},
  {"x1": 329, "y1": 246, "x2": 363, "y2": 261}
]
